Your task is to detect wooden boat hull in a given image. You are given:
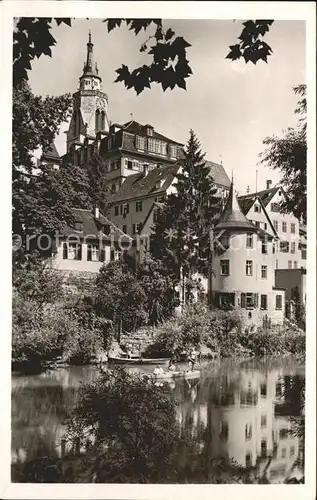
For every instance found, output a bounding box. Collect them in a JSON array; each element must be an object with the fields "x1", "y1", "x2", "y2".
[
  {"x1": 150, "y1": 370, "x2": 201, "y2": 380},
  {"x1": 108, "y1": 356, "x2": 168, "y2": 365}
]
